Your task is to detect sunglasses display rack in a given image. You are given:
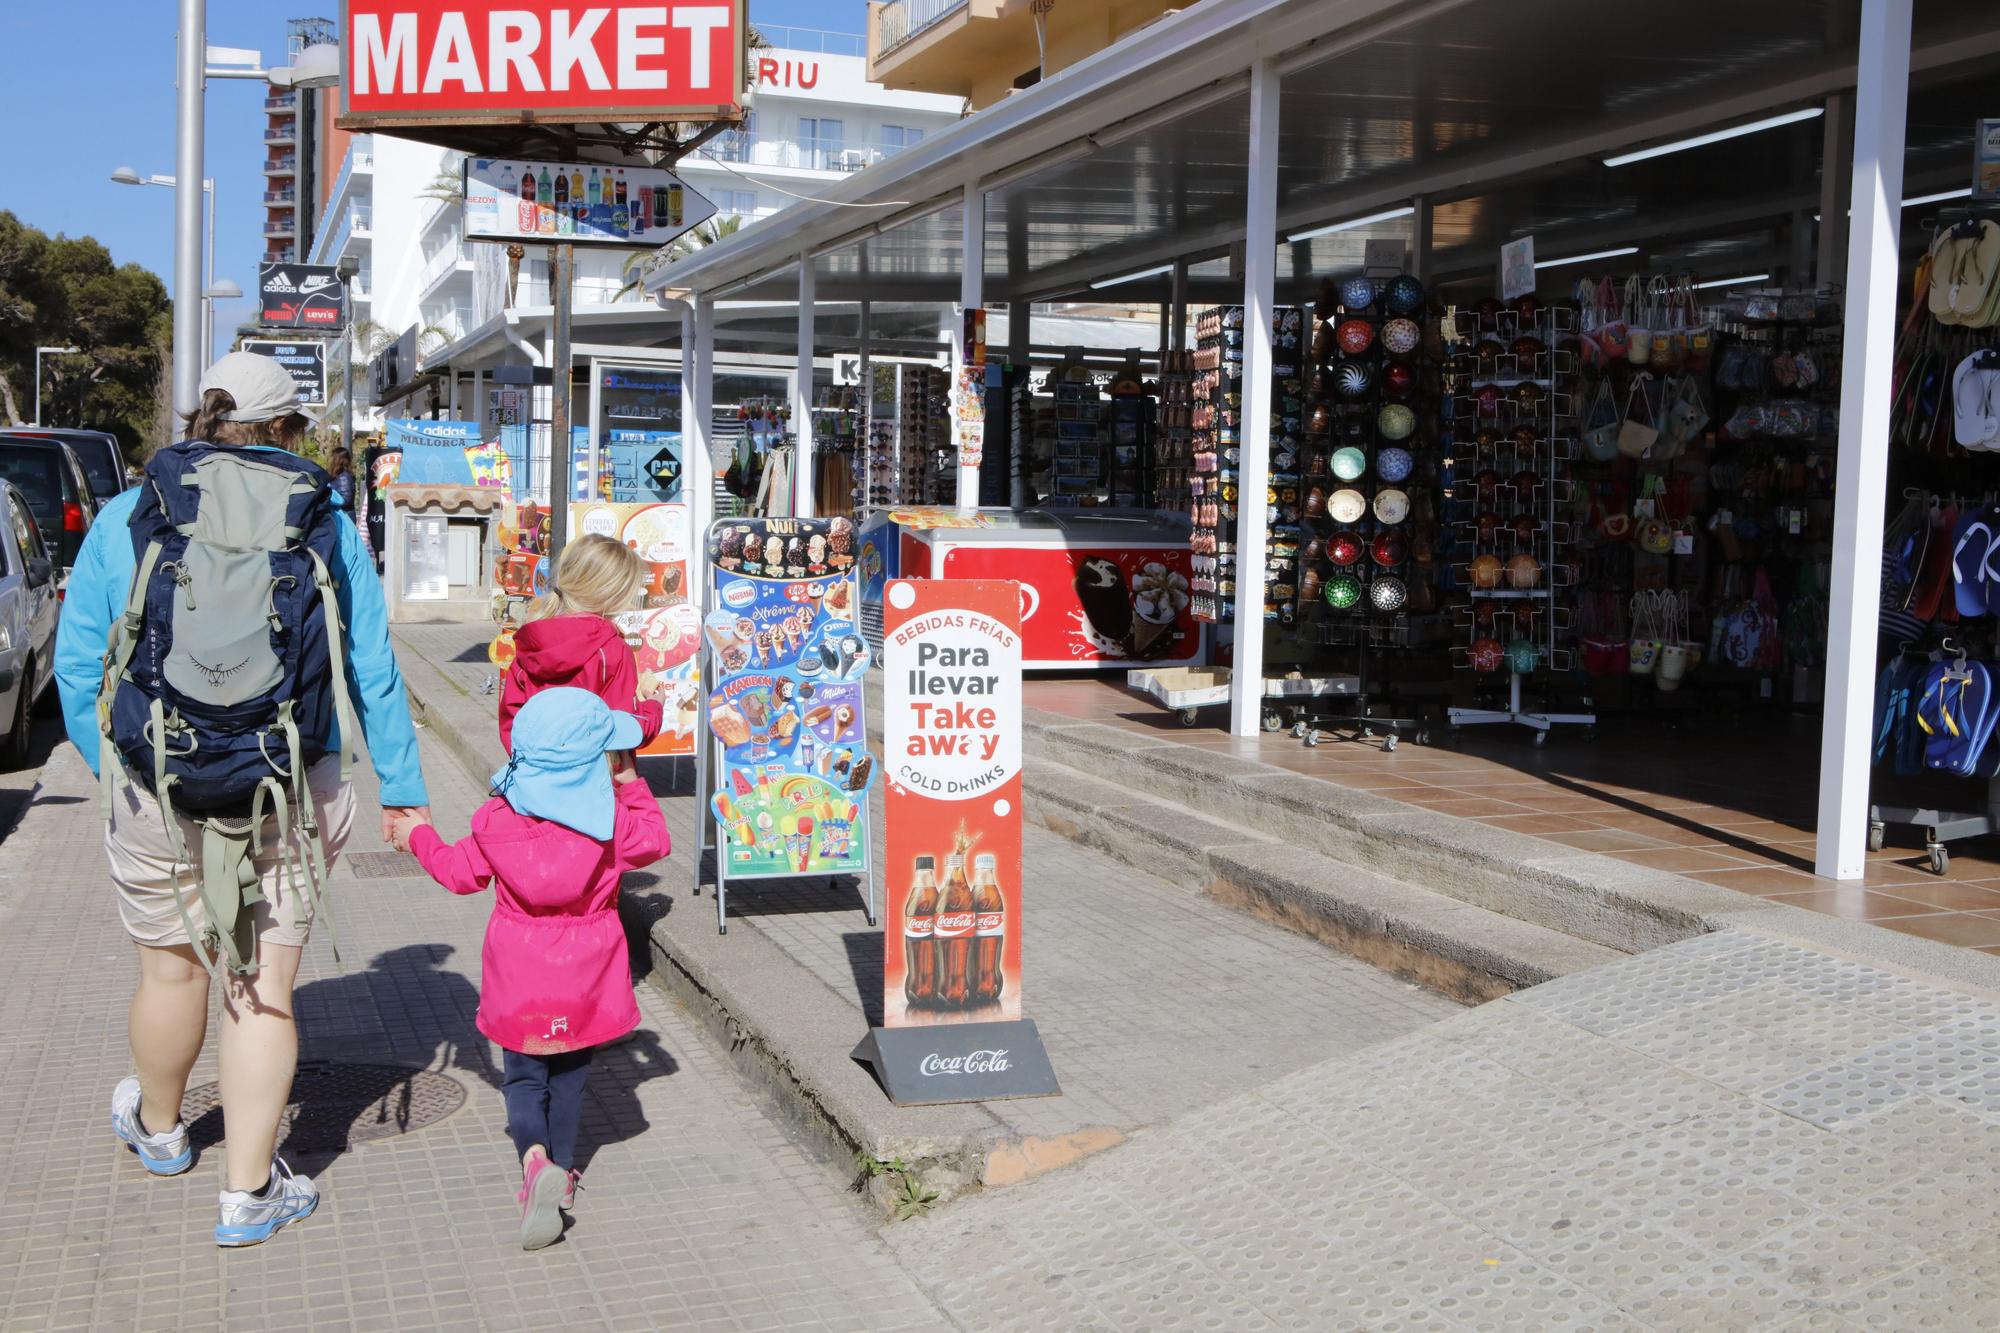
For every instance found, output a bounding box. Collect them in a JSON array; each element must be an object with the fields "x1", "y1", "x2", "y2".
[
  {"x1": 1188, "y1": 305, "x2": 1243, "y2": 623},
  {"x1": 1443, "y1": 301, "x2": 1595, "y2": 744},
  {"x1": 898, "y1": 364, "x2": 951, "y2": 506}
]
